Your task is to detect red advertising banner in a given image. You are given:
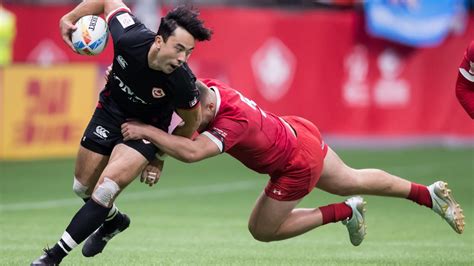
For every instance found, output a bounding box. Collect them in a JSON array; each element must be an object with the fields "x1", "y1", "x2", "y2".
[{"x1": 4, "y1": 5, "x2": 474, "y2": 140}]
